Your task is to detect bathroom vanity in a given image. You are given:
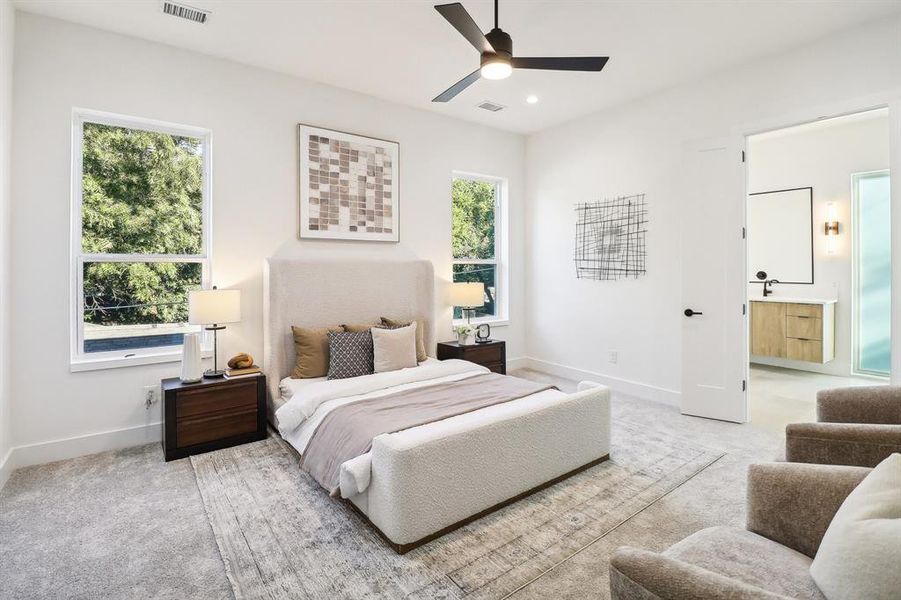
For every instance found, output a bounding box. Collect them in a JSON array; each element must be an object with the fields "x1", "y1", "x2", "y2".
[{"x1": 750, "y1": 298, "x2": 836, "y2": 363}]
